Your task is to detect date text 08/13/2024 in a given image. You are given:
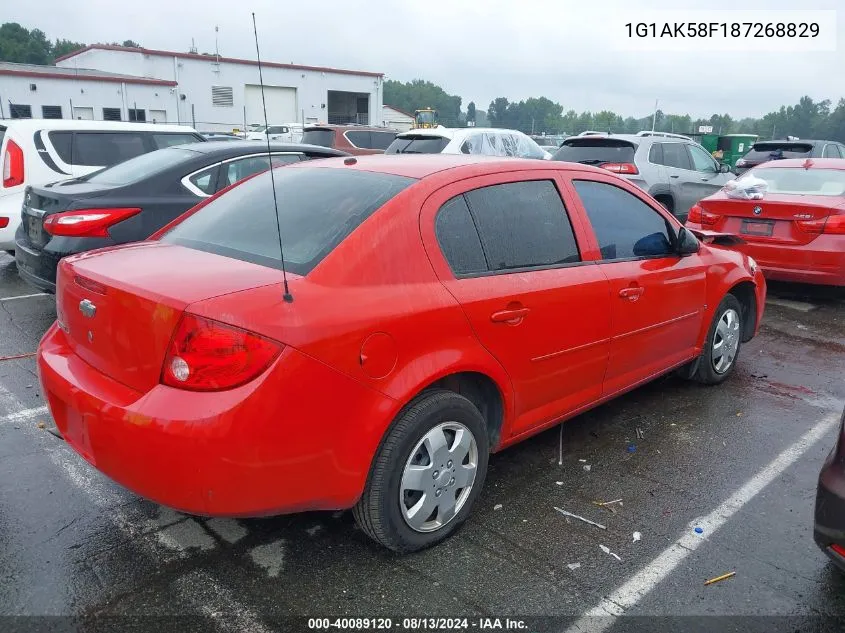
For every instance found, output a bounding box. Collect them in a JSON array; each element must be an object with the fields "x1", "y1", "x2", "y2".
[{"x1": 307, "y1": 618, "x2": 529, "y2": 630}]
